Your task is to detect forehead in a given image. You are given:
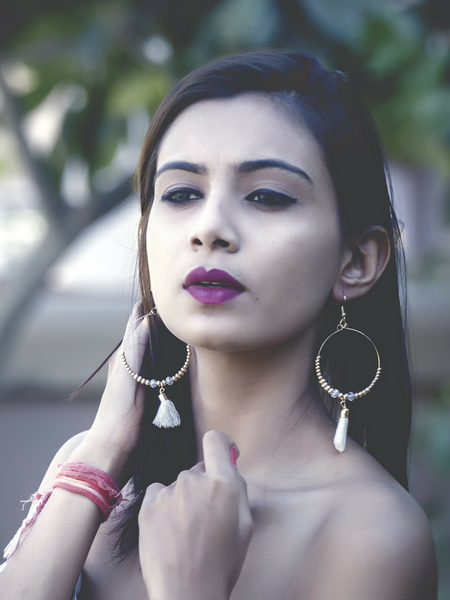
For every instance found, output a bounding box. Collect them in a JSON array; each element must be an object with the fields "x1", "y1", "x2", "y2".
[{"x1": 156, "y1": 94, "x2": 325, "y2": 171}]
